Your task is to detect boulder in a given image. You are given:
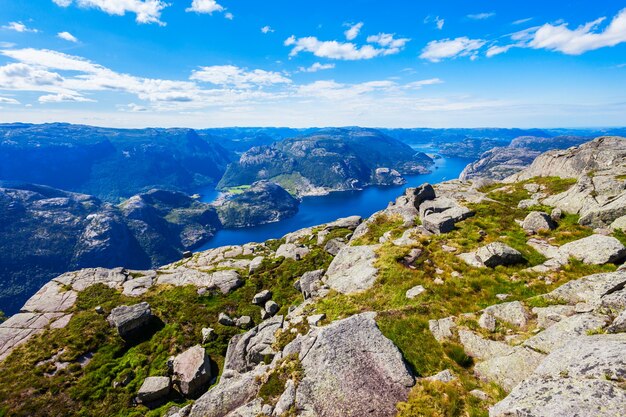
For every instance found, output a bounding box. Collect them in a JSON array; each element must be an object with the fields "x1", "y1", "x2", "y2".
[
  {"x1": 544, "y1": 270, "x2": 626, "y2": 306},
  {"x1": 218, "y1": 313, "x2": 234, "y2": 326},
  {"x1": 551, "y1": 208, "x2": 563, "y2": 221},
  {"x1": 421, "y1": 199, "x2": 474, "y2": 234},
  {"x1": 201, "y1": 327, "x2": 215, "y2": 343},
  {"x1": 429, "y1": 316, "x2": 456, "y2": 342},
  {"x1": 412, "y1": 183, "x2": 436, "y2": 208},
  {"x1": 402, "y1": 248, "x2": 423, "y2": 268},
  {"x1": 474, "y1": 347, "x2": 544, "y2": 392},
  {"x1": 275, "y1": 243, "x2": 310, "y2": 260},
  {"x1": 223, "y1": 316, "x2": 284, "y2": 373},
  {"x1": 106, "y1": 302, "x2": 152, "y2": 338},
  {"x1": 252, "y1": 290, "x2": 272, "y2": 306},
  {"x1": 607, "y1": 310, "x2": 626, "y2": 333},
  {"x1": 460, "y1": 242, "x2": 524, "y2": 268},
  {"x1": 610, "y1": 215, "x2": 626, "y2": 231},
  {"x1": 532, "y1": 305, "x2": 576, "y2": 329},
  {"x1": 323, "y1": 215, "x2": 362, "y2": 231},
  {"x1": 272, "y1": 378, "x2": 296, "y2": 416},
  {"x1": 490, "y1": 377, "x2": 626, "y2": 417},
  {"x1": 323, "y1": 238, "x2": 345, "y2": 256},
  {"x1": 484, "y1": 301, "x2": 530, "y2": 328},
  {"x1": 137, "y1": 376, "x2": 171, "y2": 403},
  {"x1": 523, "y1": 313, "x2": 609, "y2": 353},
  {"x1": 406, "y1": 285, "x2": 426, "y2": 299},
  {"x1": 264, "y1": 301, "x2": 279, "y2": 316},
  {"x1": 173, "y1": 345, "x2": 212, "y2": 397},
  {"x1": 248, "y1": 256, "x2": 264, "y2": 273},
  {"x1": 522, "y1": 211, "x2": 556, "y2": 233},
  {"x1": 307, "y1": 314, "x2": 325, "y2": 326},
  {"x1": 478, "y1": 312, "x2": 496, "y2": 332},
  {"x1": 210, "y1": 270, "x2": 243, "y2": 294},
  {"x1": 324, "y1": 245, "x2": 380, "y2": 294},
  {"x1": 458, "y1": 330, "x2": 514, "y2": 360},
  {"x1": 425, "y1": 369, "x2": 457, "y2": 383},
  {"x1": 559, "y1": 235, "x2": 626, "y2": 265},
  {"x1": 291, "y1": 313, "x2": 415, "y2": 417},
  {"x1": 299, "y1": 269, "x2": 325, "y2": 299}
]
